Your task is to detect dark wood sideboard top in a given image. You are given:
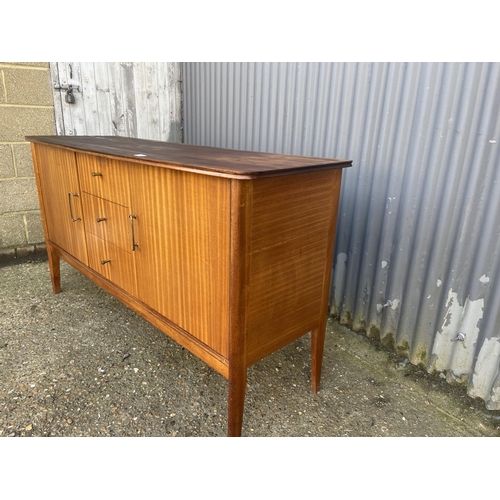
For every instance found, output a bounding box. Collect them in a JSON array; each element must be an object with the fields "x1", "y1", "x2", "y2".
[{"x1": 26, "y1": 135, "x2": 352, "y2": 179}]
